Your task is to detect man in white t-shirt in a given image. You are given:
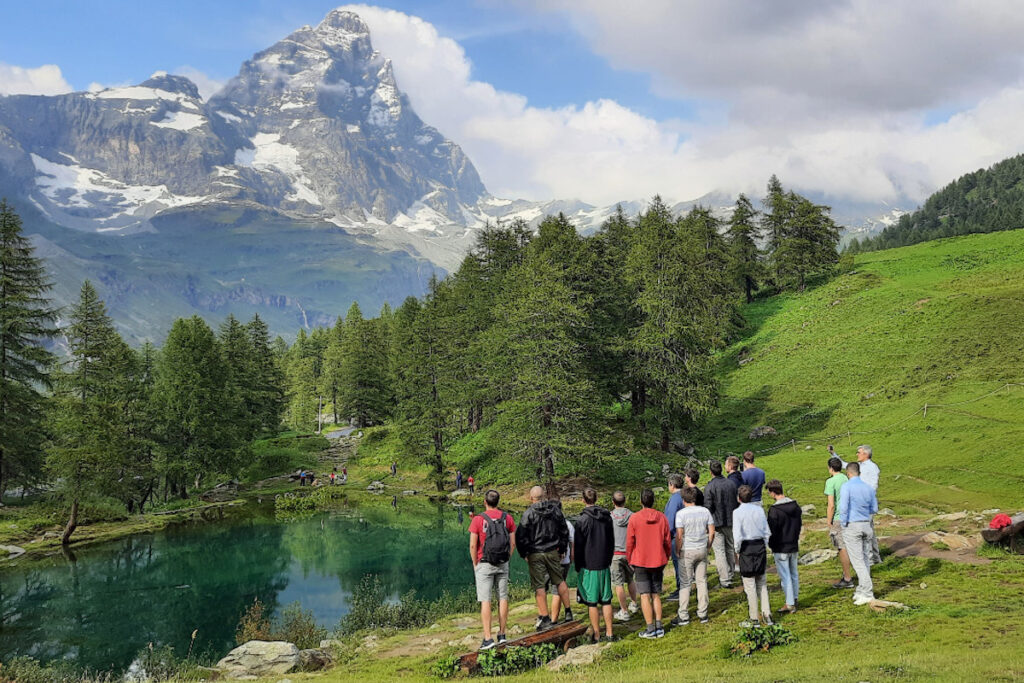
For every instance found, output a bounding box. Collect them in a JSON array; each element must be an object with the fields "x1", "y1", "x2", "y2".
[
  {"x1": 670, "y1": 487, "x2": 715, "y2": 626},
  {"x1": 549, "y1": 518, "x2": 575, "y2": 623},
  {"x1": 857, "y1": 445, "x2": 882, "y2": 564}
]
